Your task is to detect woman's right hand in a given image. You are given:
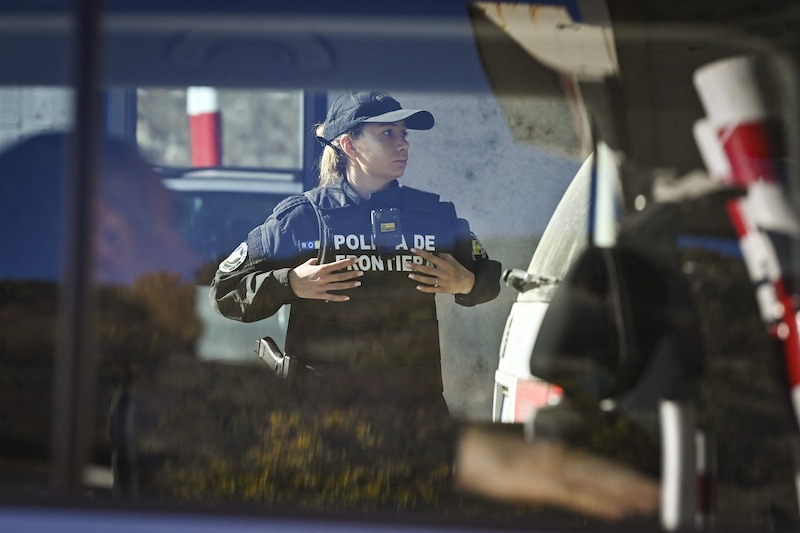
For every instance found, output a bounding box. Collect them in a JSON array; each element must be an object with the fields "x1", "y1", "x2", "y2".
[{"x1": 289, "y1": 257, "x2": 363, "y2": 301}]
